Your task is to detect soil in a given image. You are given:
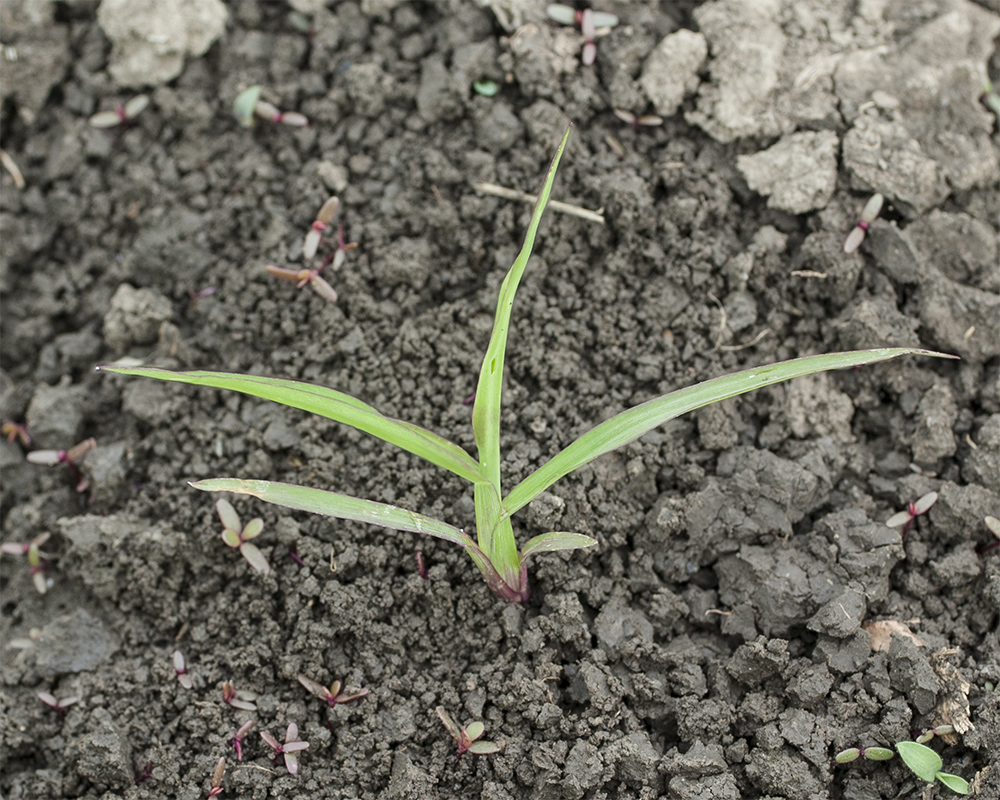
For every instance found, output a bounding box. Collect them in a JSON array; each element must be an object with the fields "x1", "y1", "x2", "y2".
[{"x1": 2, "y1": 1, "x2": 999, "y2": 799}]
